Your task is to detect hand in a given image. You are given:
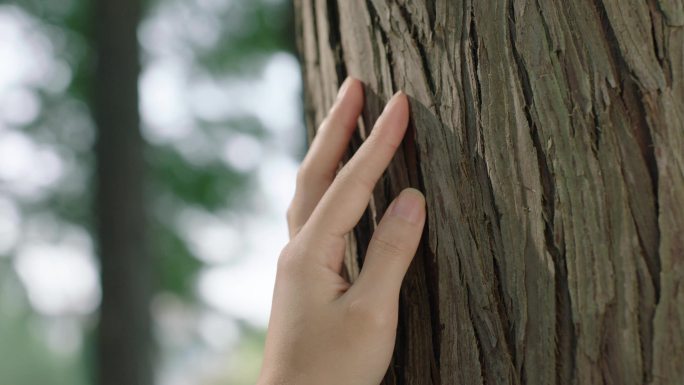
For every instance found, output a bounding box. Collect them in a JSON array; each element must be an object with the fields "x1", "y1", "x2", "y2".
[{"x1": 258, "y1": 77, "x2": 426, "y2": 385}]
